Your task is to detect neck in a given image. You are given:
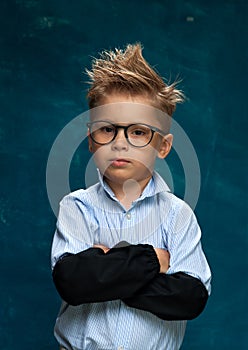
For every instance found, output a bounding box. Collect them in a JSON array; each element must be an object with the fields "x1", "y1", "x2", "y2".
[{"x1": 105, "y1": 176, "x2": 152, "y2": 210}]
